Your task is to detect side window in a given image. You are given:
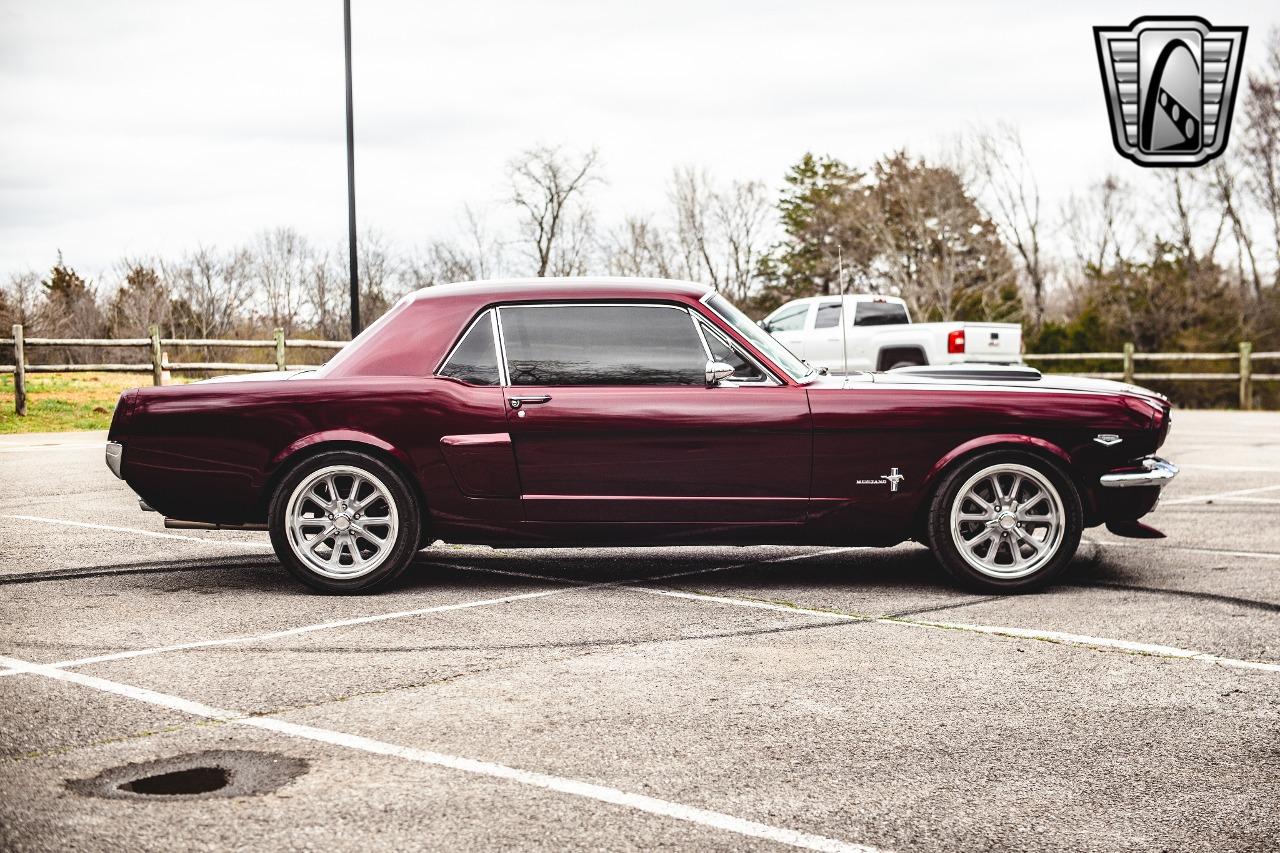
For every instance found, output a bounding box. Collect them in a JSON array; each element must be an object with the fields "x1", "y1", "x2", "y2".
[
  {"x1": 501, "y1": 305, "x2": 706, "y2": 386},
  {"x1": 767, "y1": 303, "x2": 809, "y2": 332},
  {"x1": 439, "y1": 310, "x2": 500, "y2": 385},
  {"x1": 700, "y1": 323, "x2": 766, "y2": 382},
  {"x1": 854, "y1": 301, "x2": 909, "y2": 326},
  {"x1": 813, "y1": 301, "x2": 843, "y2": 329}
]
